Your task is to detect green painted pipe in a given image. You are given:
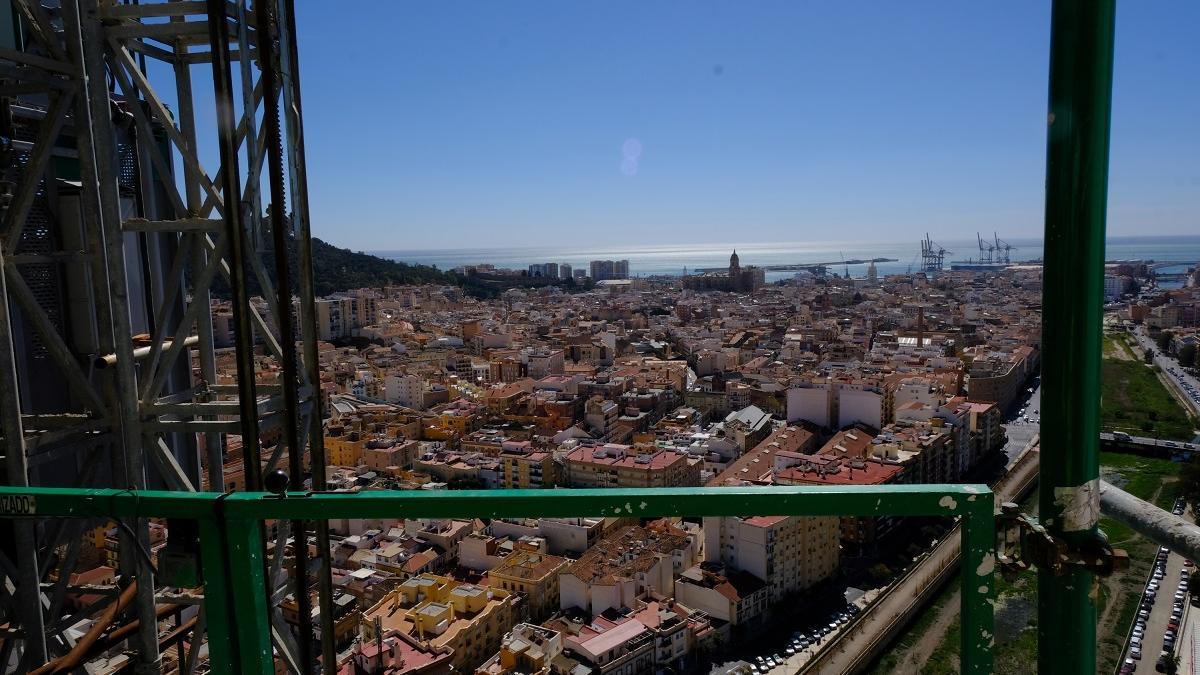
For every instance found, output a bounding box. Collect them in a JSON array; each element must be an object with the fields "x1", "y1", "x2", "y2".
[{"x1": 1038, "y1": 1, "x2": 1116, "y2": 672}]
